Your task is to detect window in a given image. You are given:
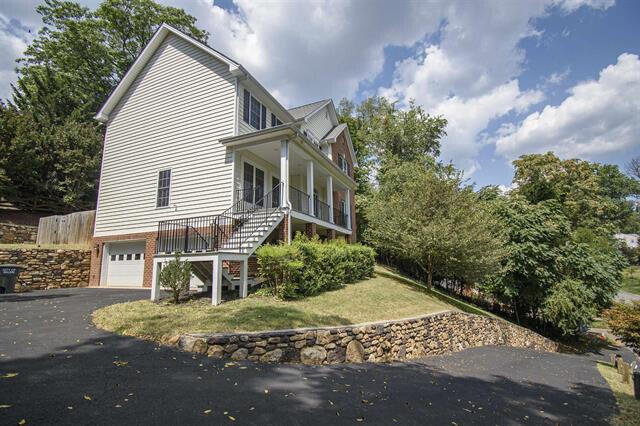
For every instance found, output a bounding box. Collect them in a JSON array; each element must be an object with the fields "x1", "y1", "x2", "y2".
[
  {"x1": 126, "y1": 254, "x2": 132, "y2": 260},
  {"x1": 134, "y1": 253, "x2": 141, "y2": 260},
  {"x1": 118, "y1": 254, "x2": 124, "y2": 261},
  {"x1": 110, "y1": 254, "x2": 116, "y2": 261},
  {"x1": 243, "y1": 89, "x2": 250, "y2": 123},
  {"x1": 272, "y1": 177, "x2": 280, "y2": 208},
  {"x1": 156, "y1": 169, "x2": 171, "y2": 208},
  {"x1": 243, "y1": 89, "x2": 271, "y2": 130},
  {"x1": 338, "y1": 154, "x2": 348, "y2": 174},
  {"x1": 271, "y1": 113, "x2": 282, "y2": 127},
  {"x1": 242, "y1": 162, "x2": 265, "y2": 205}
]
